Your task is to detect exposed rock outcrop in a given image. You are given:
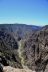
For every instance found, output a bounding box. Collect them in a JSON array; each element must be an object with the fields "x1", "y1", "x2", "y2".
[{"x1": 3, "y1": 66, "x2": 35, "y2": 72}]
